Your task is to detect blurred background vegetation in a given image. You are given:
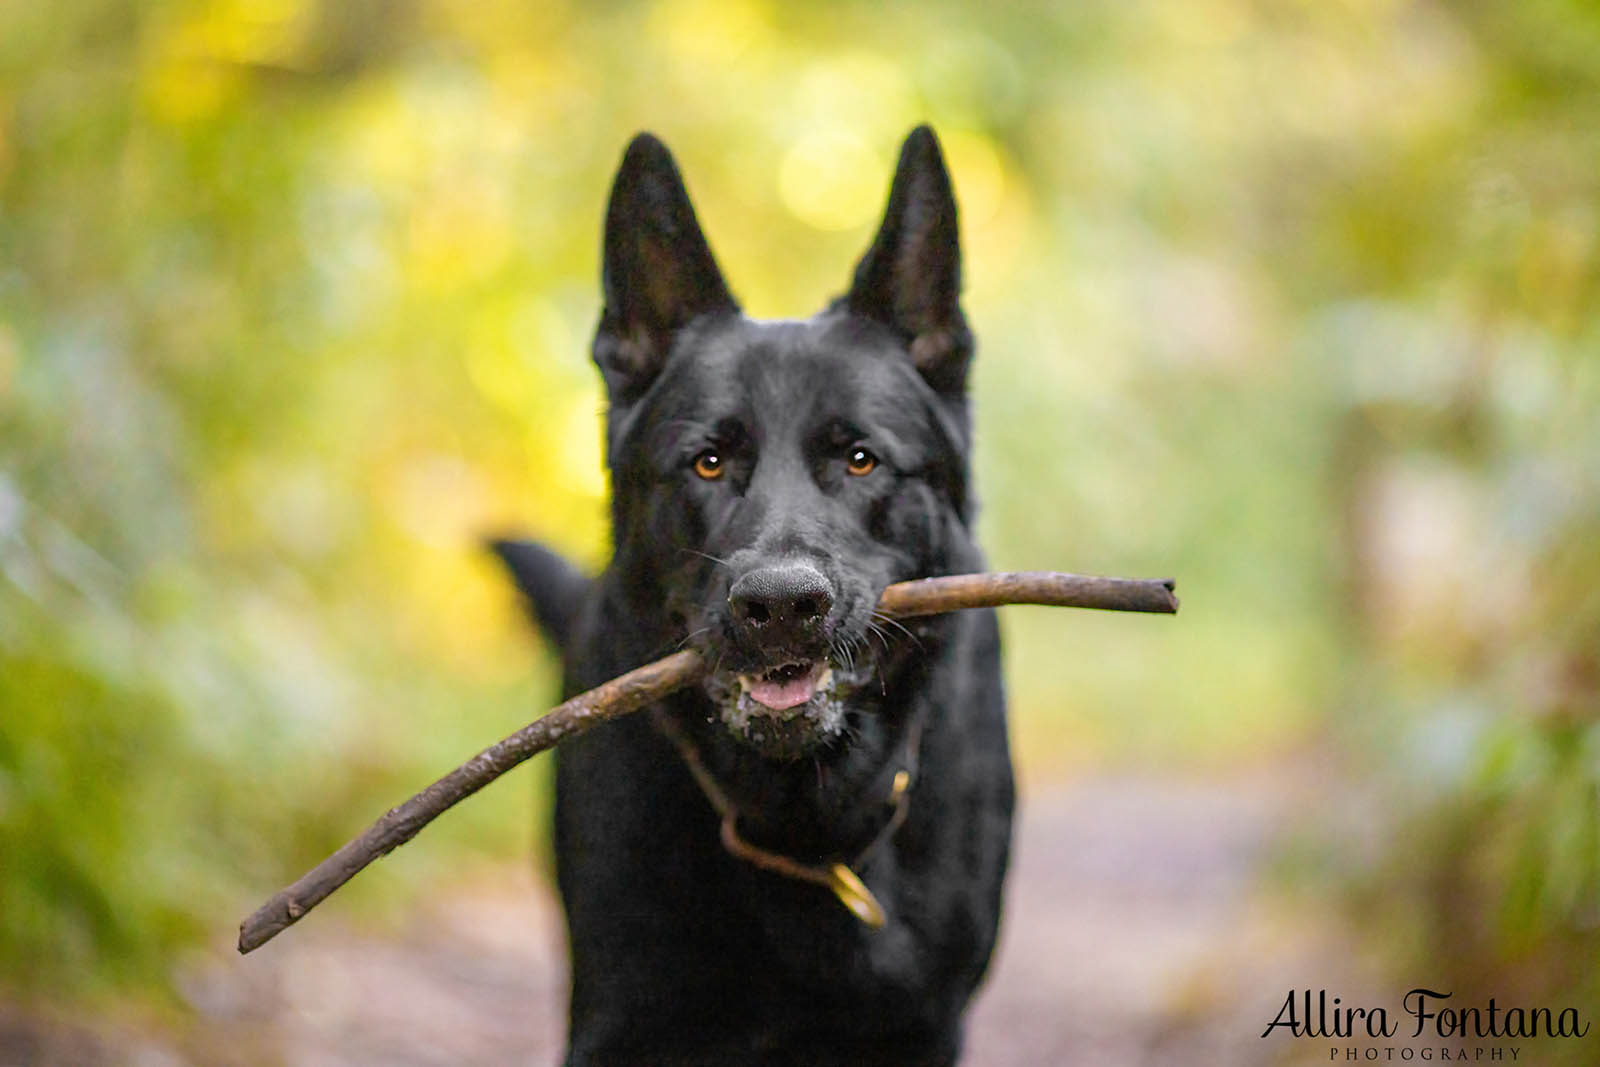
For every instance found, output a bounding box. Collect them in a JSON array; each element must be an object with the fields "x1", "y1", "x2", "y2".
[{"x1": 2, "y1": 0, "x2": 1596, "y2": 1054}]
